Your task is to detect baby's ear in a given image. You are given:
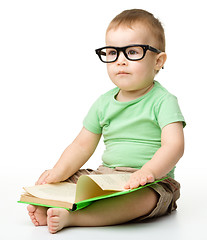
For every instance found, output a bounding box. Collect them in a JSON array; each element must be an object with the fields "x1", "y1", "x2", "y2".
[{"x1": 155, "y1": 52, "x2": 167, "y2": 71}]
